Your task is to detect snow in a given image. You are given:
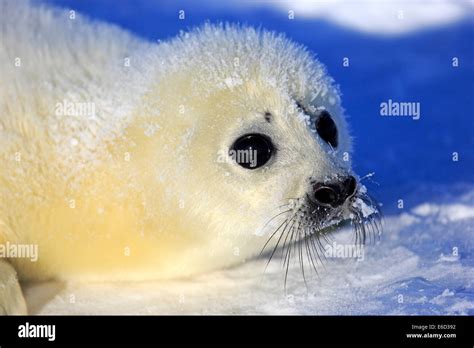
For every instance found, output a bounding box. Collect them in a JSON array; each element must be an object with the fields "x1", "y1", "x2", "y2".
[
  {"x1": 412, "y1": 203, "x2": 474, "y2": 223},
  {"x1": 258, "y1": 0, "x2": 473, "y2": 35},
  {"x1": 24, "y1": 185, "x2": 474, "y2": 315}
]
